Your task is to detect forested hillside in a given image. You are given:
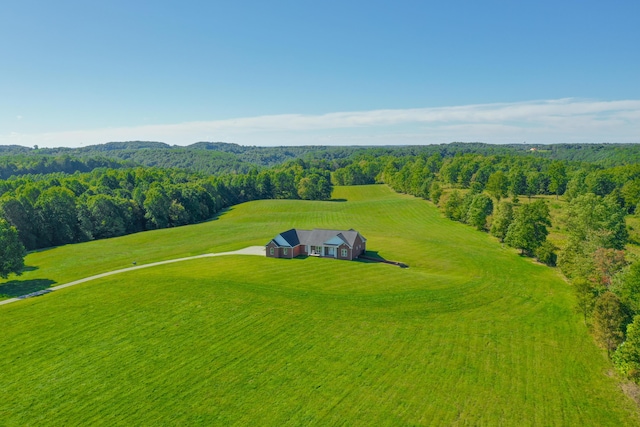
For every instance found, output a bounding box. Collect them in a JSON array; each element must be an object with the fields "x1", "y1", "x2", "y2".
[
  {"x1": 3, "y1": 141, "x2": 639, "y2": 181},
  {"x1": 3, "y1": 141, "x2": 640, "y2": 380},
  {"x1": 0, "y1": 161, "x2": 332, "y2": 251}
]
